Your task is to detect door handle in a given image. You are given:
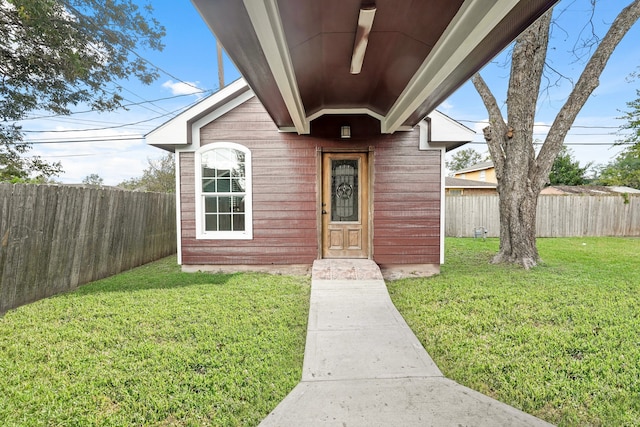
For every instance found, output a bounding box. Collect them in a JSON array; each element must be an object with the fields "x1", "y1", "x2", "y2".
[{"x1": 322, "y1": 210, "x2": 327, "y2": 214}]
